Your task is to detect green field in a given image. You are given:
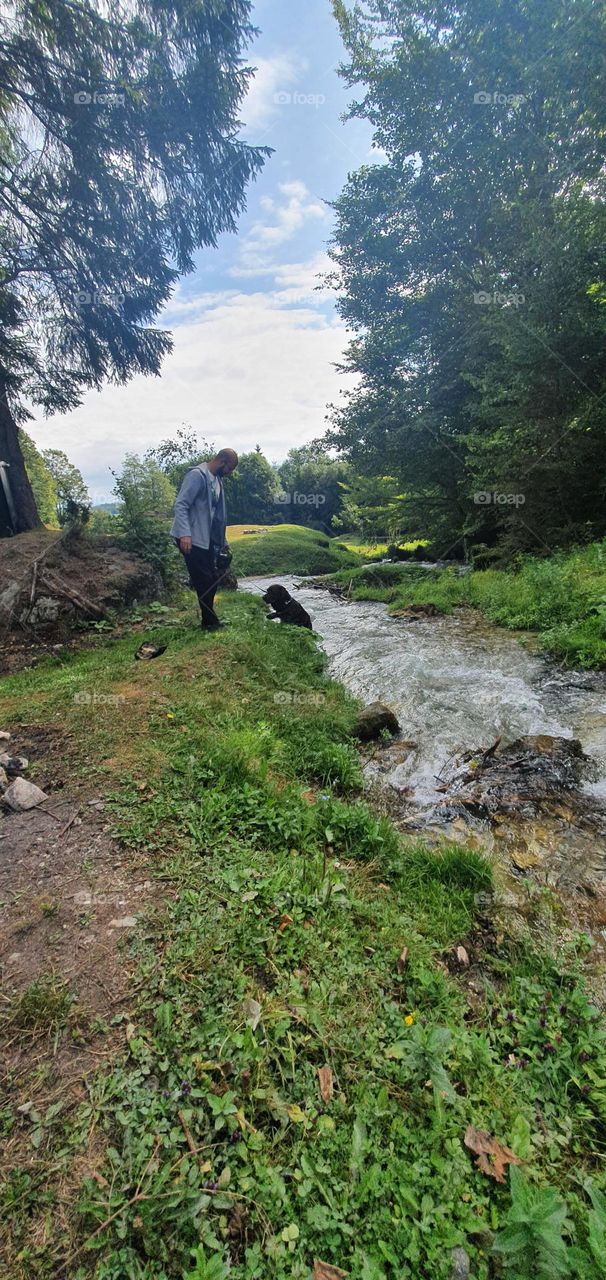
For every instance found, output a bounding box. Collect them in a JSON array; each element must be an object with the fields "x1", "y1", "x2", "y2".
[{"x1": 228, "y1": 524, "x2": 361, "y2": 578}]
